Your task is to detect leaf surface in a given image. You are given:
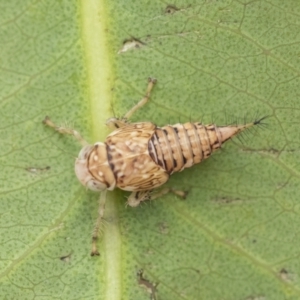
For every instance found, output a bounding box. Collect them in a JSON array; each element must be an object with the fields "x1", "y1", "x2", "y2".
[{"x1": 1, "y1": 1, "x2": 300, "y2": 299}]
